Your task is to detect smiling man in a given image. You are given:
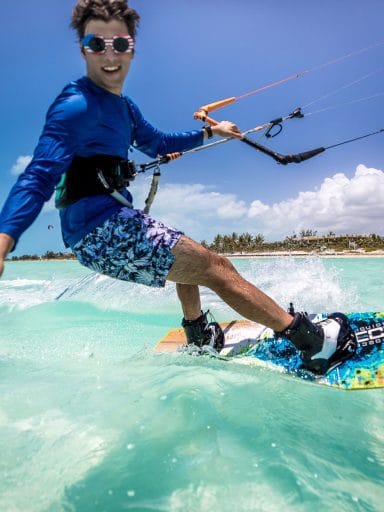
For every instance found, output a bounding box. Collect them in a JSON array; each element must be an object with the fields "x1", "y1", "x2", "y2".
[
  {"x1": 0, "y1": 0, "x2": 356, "y2": 375},
  {"x1": 82, "y1": 19, "x2": 134, "y2": 94}
]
